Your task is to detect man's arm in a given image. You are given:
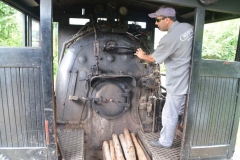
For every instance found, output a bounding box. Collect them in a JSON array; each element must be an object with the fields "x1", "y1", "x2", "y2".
[{"x1": 134, "y1": 48, "x2": 155, "y2": 62}]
